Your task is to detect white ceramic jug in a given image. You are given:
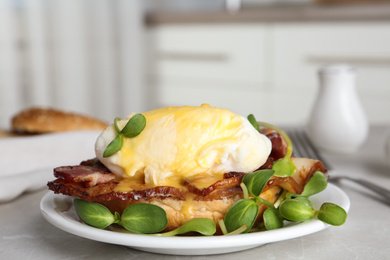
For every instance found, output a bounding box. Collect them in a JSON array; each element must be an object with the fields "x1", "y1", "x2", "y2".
[{"x1": 307, "y1": 65, "x2": 368, "y2": 154}]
